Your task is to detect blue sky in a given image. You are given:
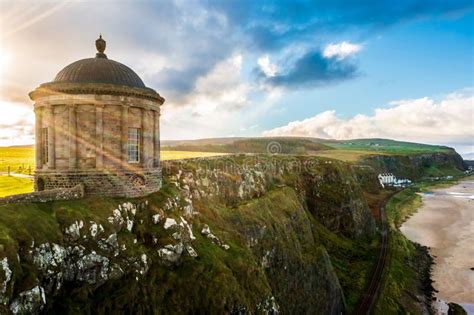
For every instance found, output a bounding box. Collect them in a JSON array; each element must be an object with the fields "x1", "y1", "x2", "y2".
[{"x1": 0, "y1": 0, "x2": 473, "y2": 155}]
